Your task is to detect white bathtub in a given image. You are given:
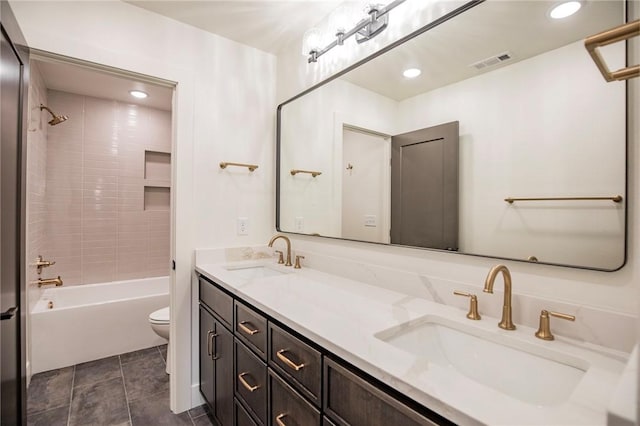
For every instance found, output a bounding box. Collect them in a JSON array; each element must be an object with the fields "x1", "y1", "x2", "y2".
[{"x1": 31, "y1": 276, "x2": 169, "y2": 374}]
